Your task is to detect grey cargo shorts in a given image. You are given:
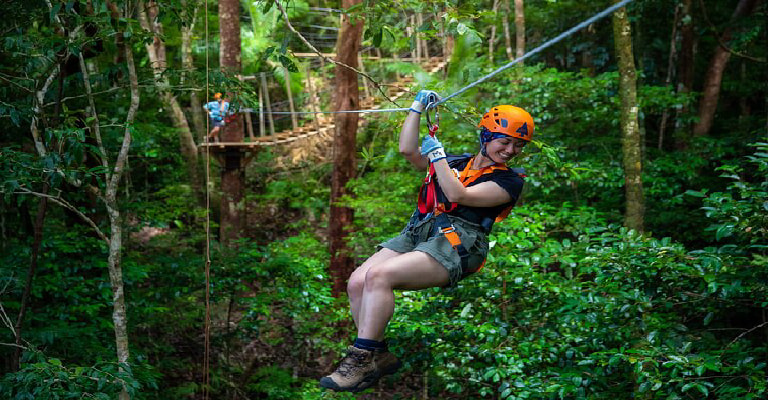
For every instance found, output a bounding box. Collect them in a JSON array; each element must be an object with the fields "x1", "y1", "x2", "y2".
[{"x1": 377, "y1": 214, "x2": 489, "y2": 287}]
